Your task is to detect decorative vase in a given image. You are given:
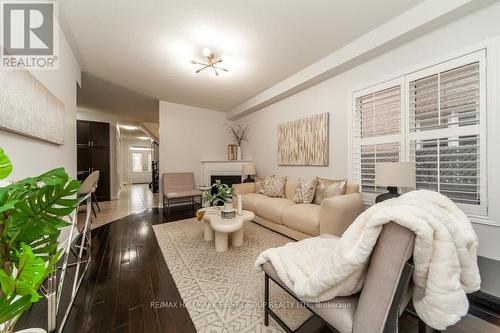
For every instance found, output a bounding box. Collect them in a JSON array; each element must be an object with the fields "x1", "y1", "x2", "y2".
[
  {"x1": 237, "y1": 146, "x2": 242, "y2": 160},
  {"x1": 224, "y1": 201, "x2": 233, "y2": 210}
]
